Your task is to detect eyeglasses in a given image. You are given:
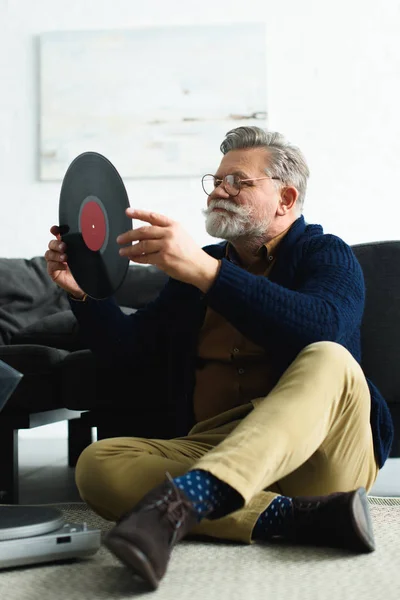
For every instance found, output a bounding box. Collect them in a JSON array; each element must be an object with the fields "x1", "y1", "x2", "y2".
[{"x1": 201, "y1": 174, "x2": 281, "y2": 197}]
